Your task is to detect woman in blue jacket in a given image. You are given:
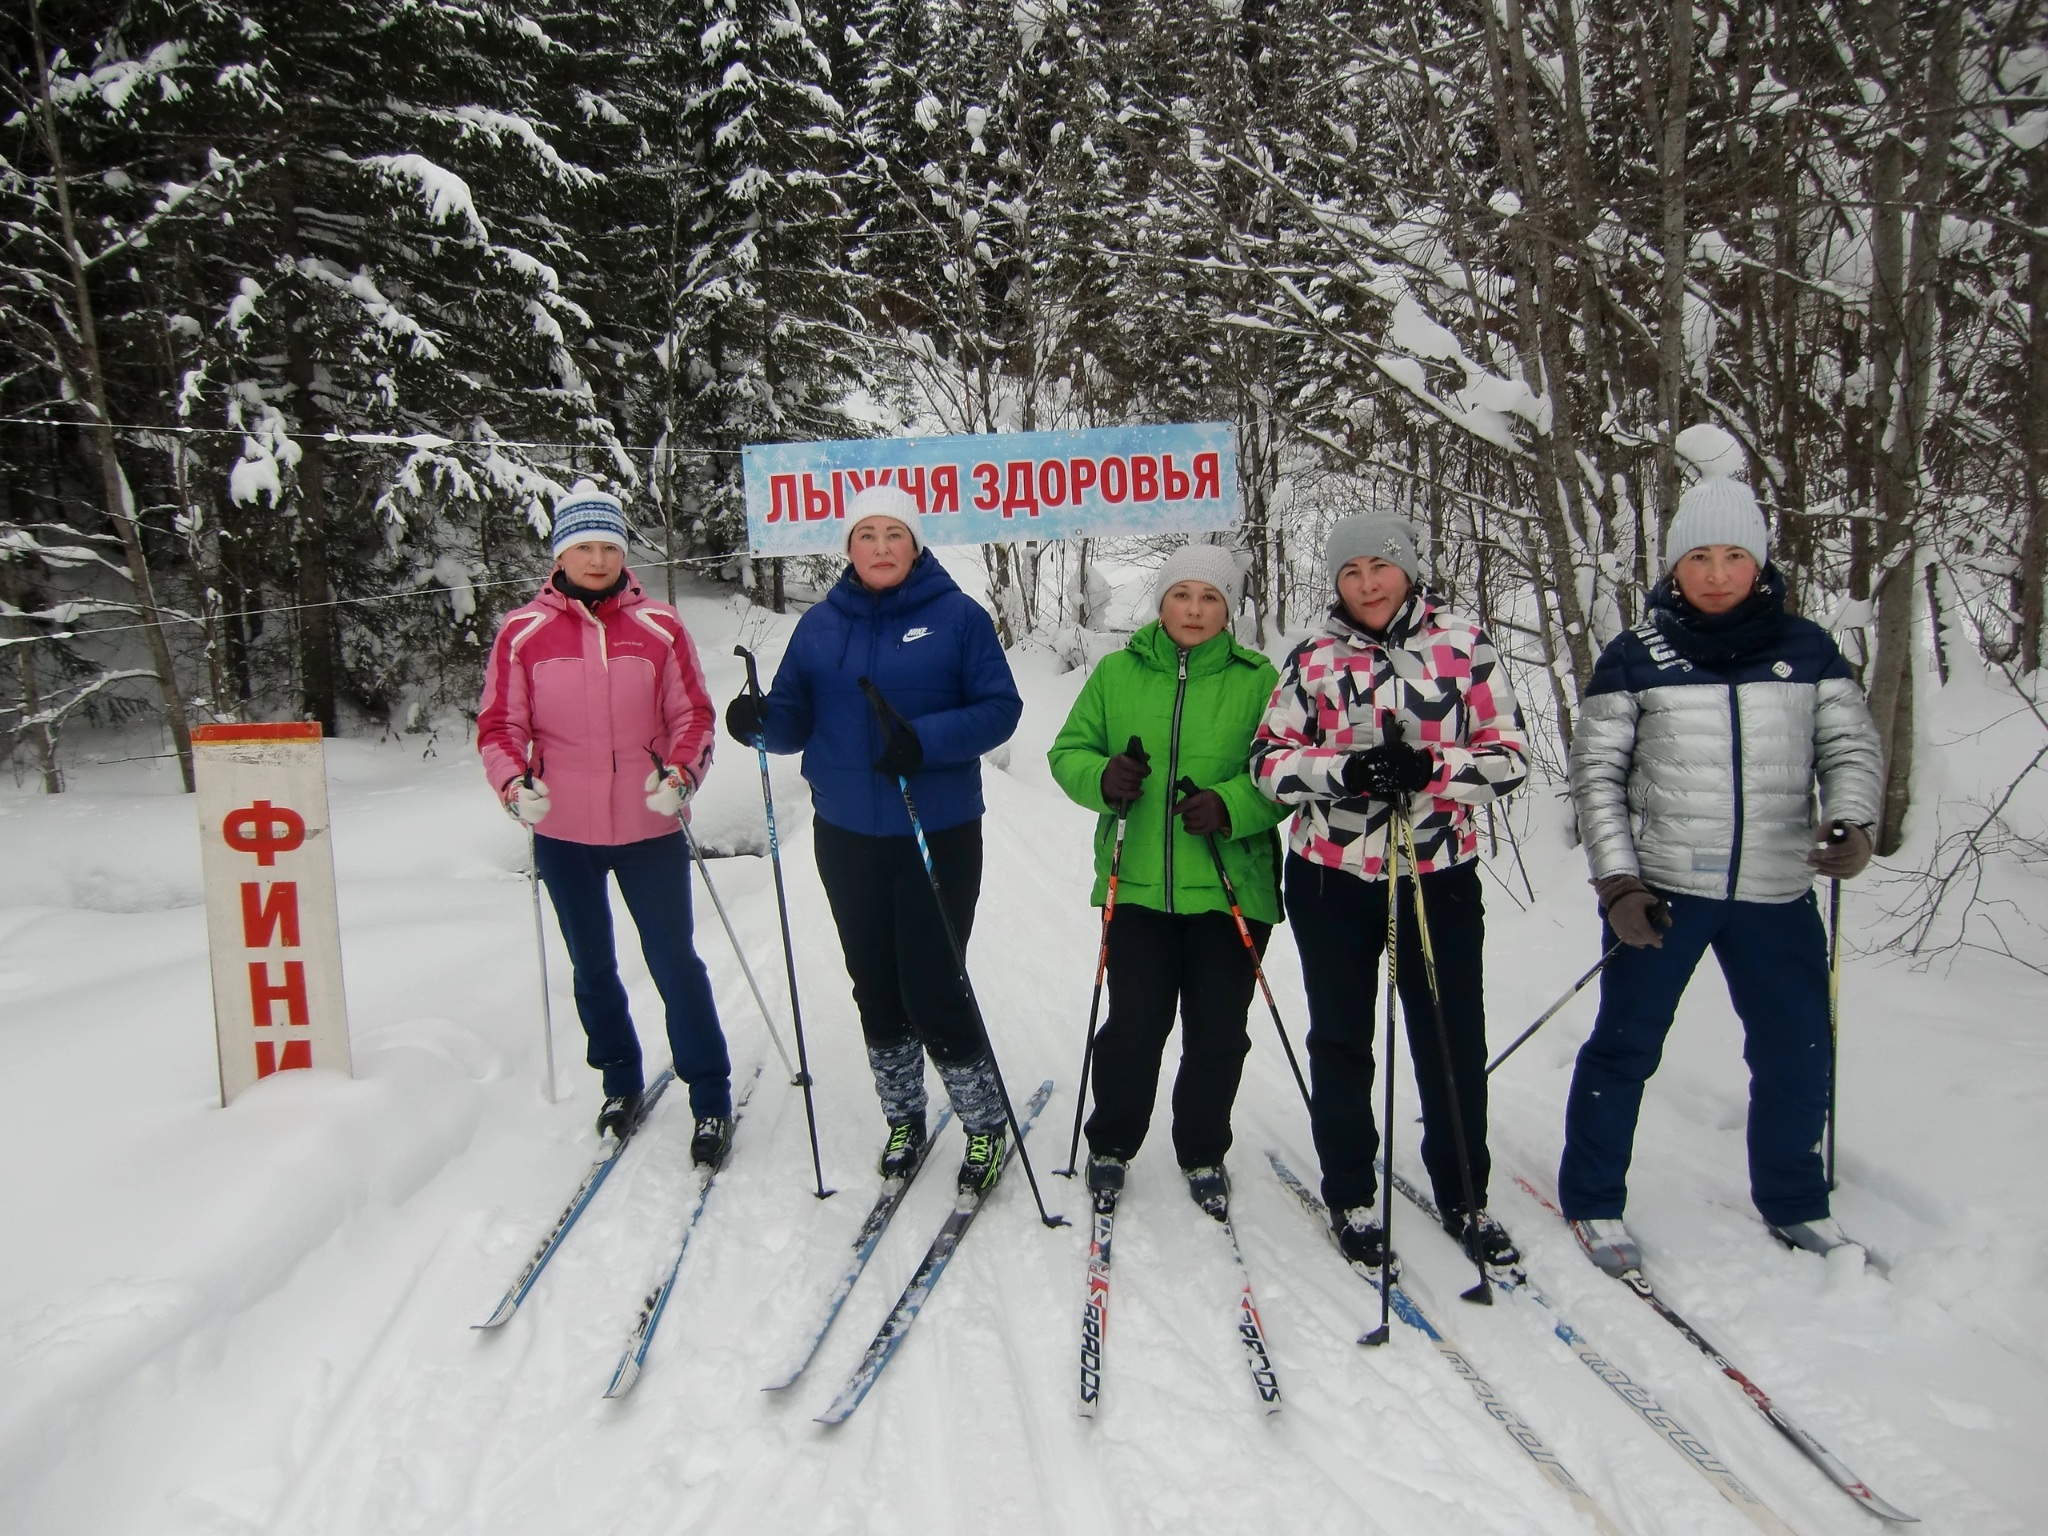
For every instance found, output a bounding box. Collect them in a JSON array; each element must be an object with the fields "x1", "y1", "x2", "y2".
[{"x1": 725, "y1": 484, "x2": 1024, "y2": 1194}]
